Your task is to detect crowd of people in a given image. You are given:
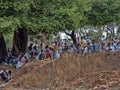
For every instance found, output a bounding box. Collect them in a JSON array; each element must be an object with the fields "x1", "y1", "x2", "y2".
[
  {"x1": 0, "y1": 69, "x2": 12, "y2": 83},
  {"x1": 76, "y1": 35, "x2": 120, "y2": 55},
  {"x1": 1, "y1": 35, "x2": 120, "y2": 69},
  {"x1": 0, "y1": 35, "x2": 120, "y2": 82}
]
